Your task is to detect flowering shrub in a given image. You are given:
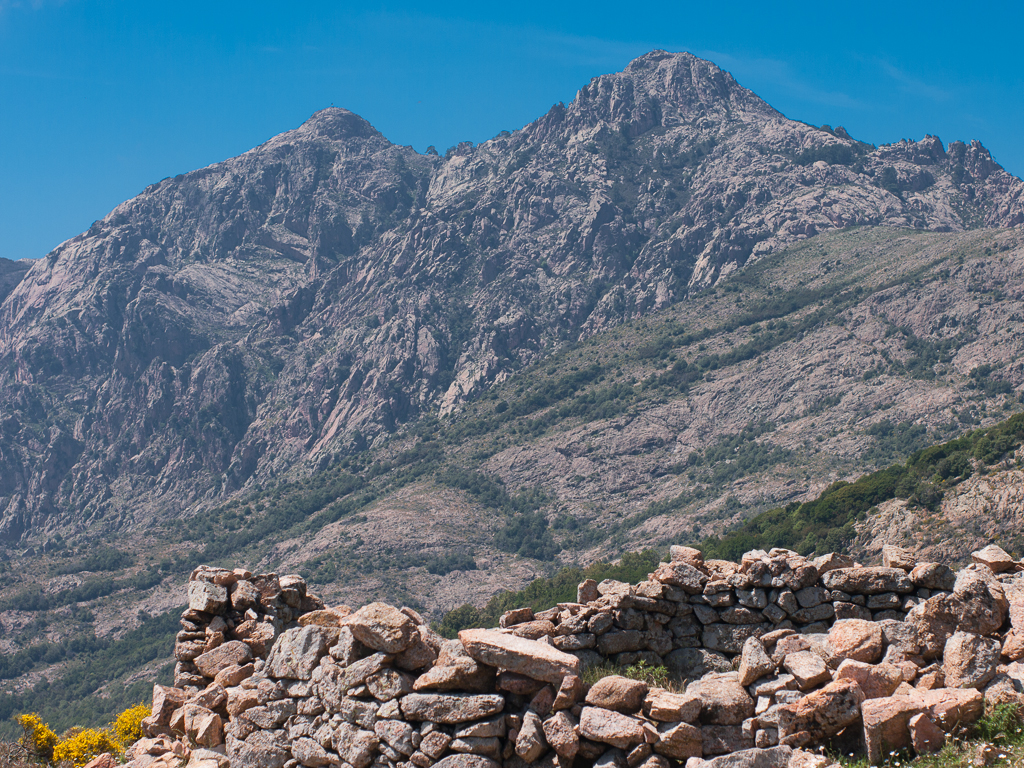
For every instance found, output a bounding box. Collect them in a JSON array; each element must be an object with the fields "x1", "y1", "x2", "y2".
[
  {"x1": 51, "y1": 727, "x2": 121, "y2": 768},
  {"x1": 113, "y1": 703, "x2": 150, "y2": 745},
  {"x1": 16, "y1": 713, "x2": 58, "y2": 760},
  {"x1": 16, "y1": 702, "x2": 151, "y2": 767}
]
